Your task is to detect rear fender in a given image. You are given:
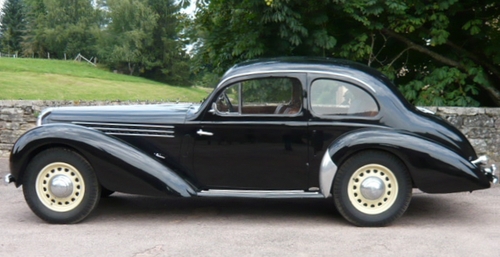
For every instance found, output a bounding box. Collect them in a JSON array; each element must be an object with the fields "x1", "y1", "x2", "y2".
[
  {"x1": 10, "y1": 123, "x2": 197, "y2": 197},
  {"x1": 321, "y1": 129, "x2": 490, "y2": 194}
]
